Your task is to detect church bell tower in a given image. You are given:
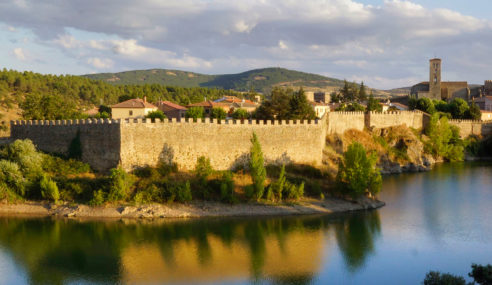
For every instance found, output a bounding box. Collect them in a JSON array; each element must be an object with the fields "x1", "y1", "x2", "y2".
[{"x1": 429, "y1": 58, "x2": 441, "y2": 100}]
